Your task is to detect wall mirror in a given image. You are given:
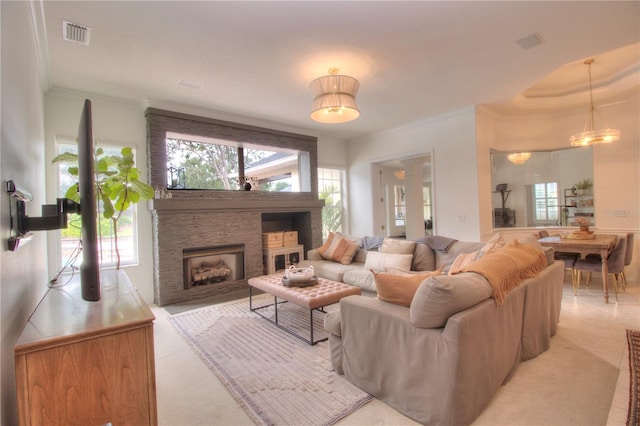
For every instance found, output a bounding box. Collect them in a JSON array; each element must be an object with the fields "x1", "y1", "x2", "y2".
[
  {"x1": 375, "y1": 154, "x2": 434, "y2": 239},
  {"x1": 490, "y1": 147, "x2": 594, "y2": 228}
]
